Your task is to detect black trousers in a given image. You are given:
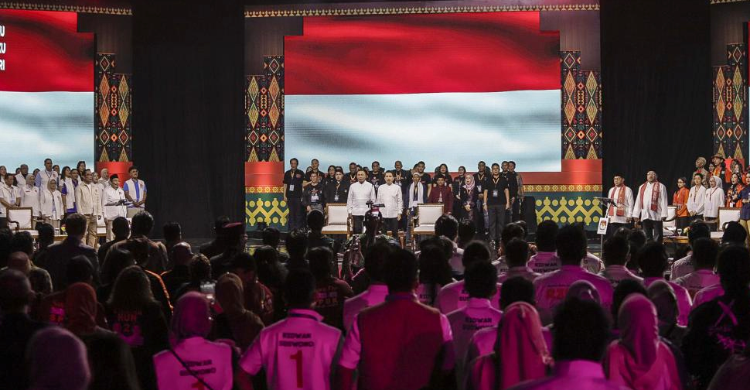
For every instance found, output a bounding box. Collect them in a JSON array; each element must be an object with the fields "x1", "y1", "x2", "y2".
[
  {"x1": 642, "y1": 219, "x2": 663, "y2": 243},
  {"x1": 353, "y1": 215, "x2": 365, "y2": 234},
  {"x1": 487, "y1": 204, "x2": 506, "y2": 243},
  {"x1": 382, "y1": 218, "x2": 399, "y2": 236},
  {"x1": 287, "y1": 197, "x2": 304, "y2": 231}
]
